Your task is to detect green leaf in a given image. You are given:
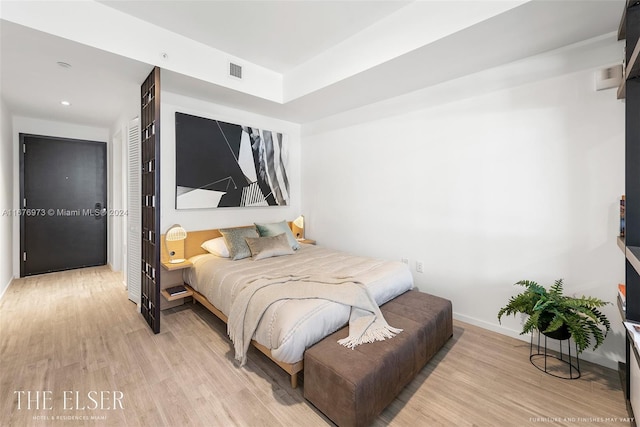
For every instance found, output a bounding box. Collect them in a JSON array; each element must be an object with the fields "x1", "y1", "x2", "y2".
[
  {"x1": 544, "y1": 315, "x2": 565, "y2": 334},
  {"x1": 497, "y1": 278, "x2": 611, "y2": 354}
]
